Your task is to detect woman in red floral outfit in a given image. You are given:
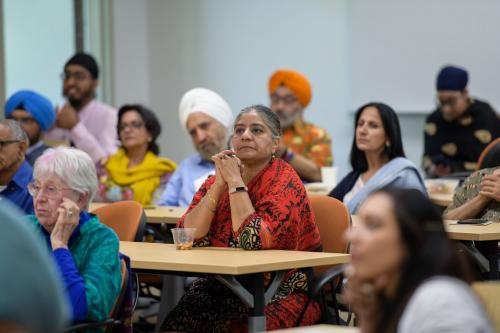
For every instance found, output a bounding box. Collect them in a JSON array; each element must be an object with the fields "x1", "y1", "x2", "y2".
[{"x1": 162, "y1": 105, "x2": 322, "y2": 332}]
